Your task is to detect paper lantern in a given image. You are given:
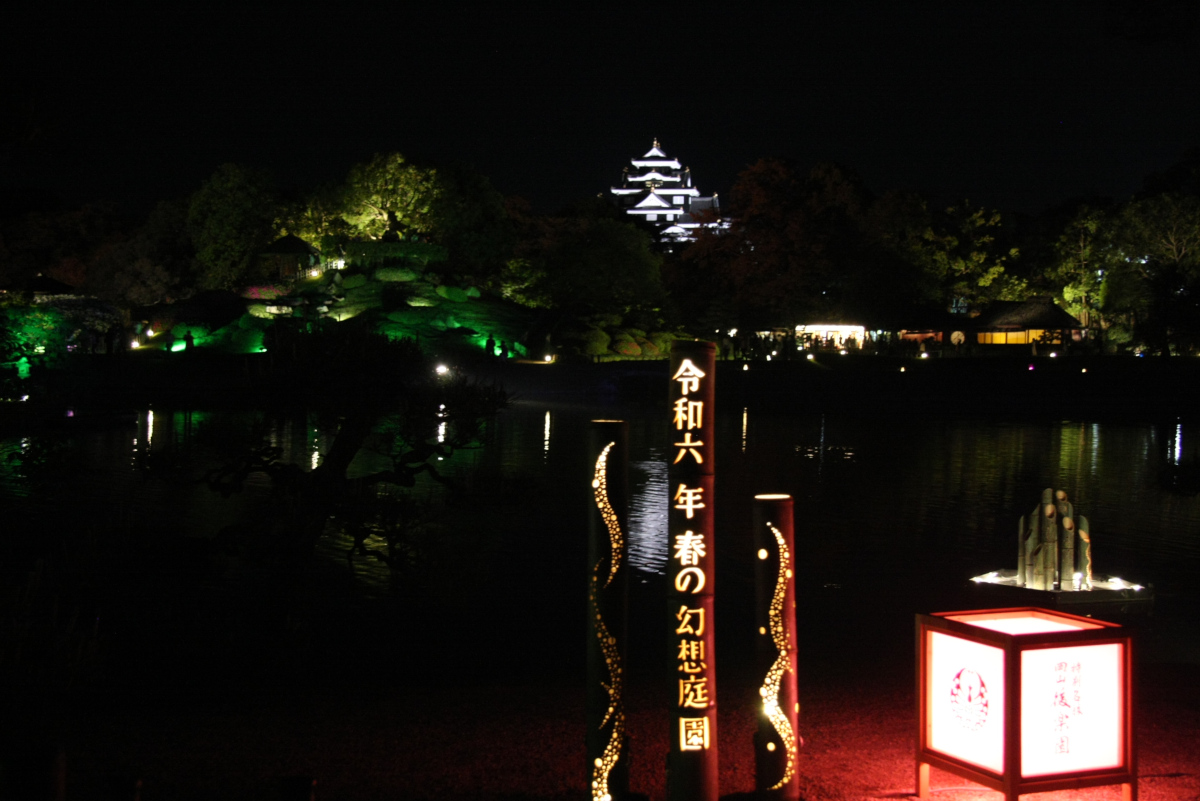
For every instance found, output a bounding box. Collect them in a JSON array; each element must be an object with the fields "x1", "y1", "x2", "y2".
[{"x1": 916, "y1": 607, "x2": 1135, "y2": 801}]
